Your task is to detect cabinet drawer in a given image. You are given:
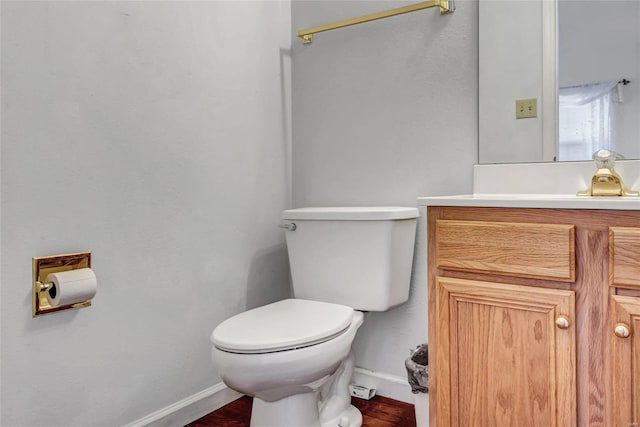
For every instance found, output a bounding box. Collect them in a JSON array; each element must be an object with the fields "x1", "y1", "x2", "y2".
[
  {"x1": 610, "y1": 227, "x2": 640, "y2": 289},
  {"x1": 436, "y1": 220, "x2": 575, "y2": 281}
]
